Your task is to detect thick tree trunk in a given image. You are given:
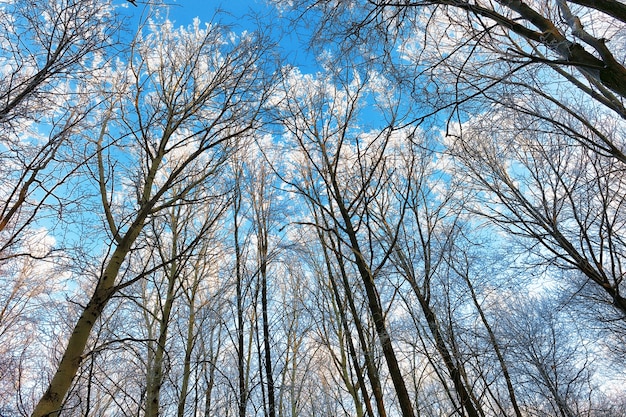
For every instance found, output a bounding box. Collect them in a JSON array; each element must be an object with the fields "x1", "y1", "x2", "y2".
[{"x1": 31, "y1": 235, "x2": 140, "y2": 417}]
